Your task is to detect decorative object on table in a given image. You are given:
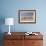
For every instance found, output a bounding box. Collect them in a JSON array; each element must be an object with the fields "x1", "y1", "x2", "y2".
[
  {"x1": 25, "y1": 32, "x2": 38, "y2": 35},
  {"x1": 18, "y1": 10, "x2": 36, "y2": 23},
  {"x1": 5, "y1": 18, "x2": 14, "y2": 35}
]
